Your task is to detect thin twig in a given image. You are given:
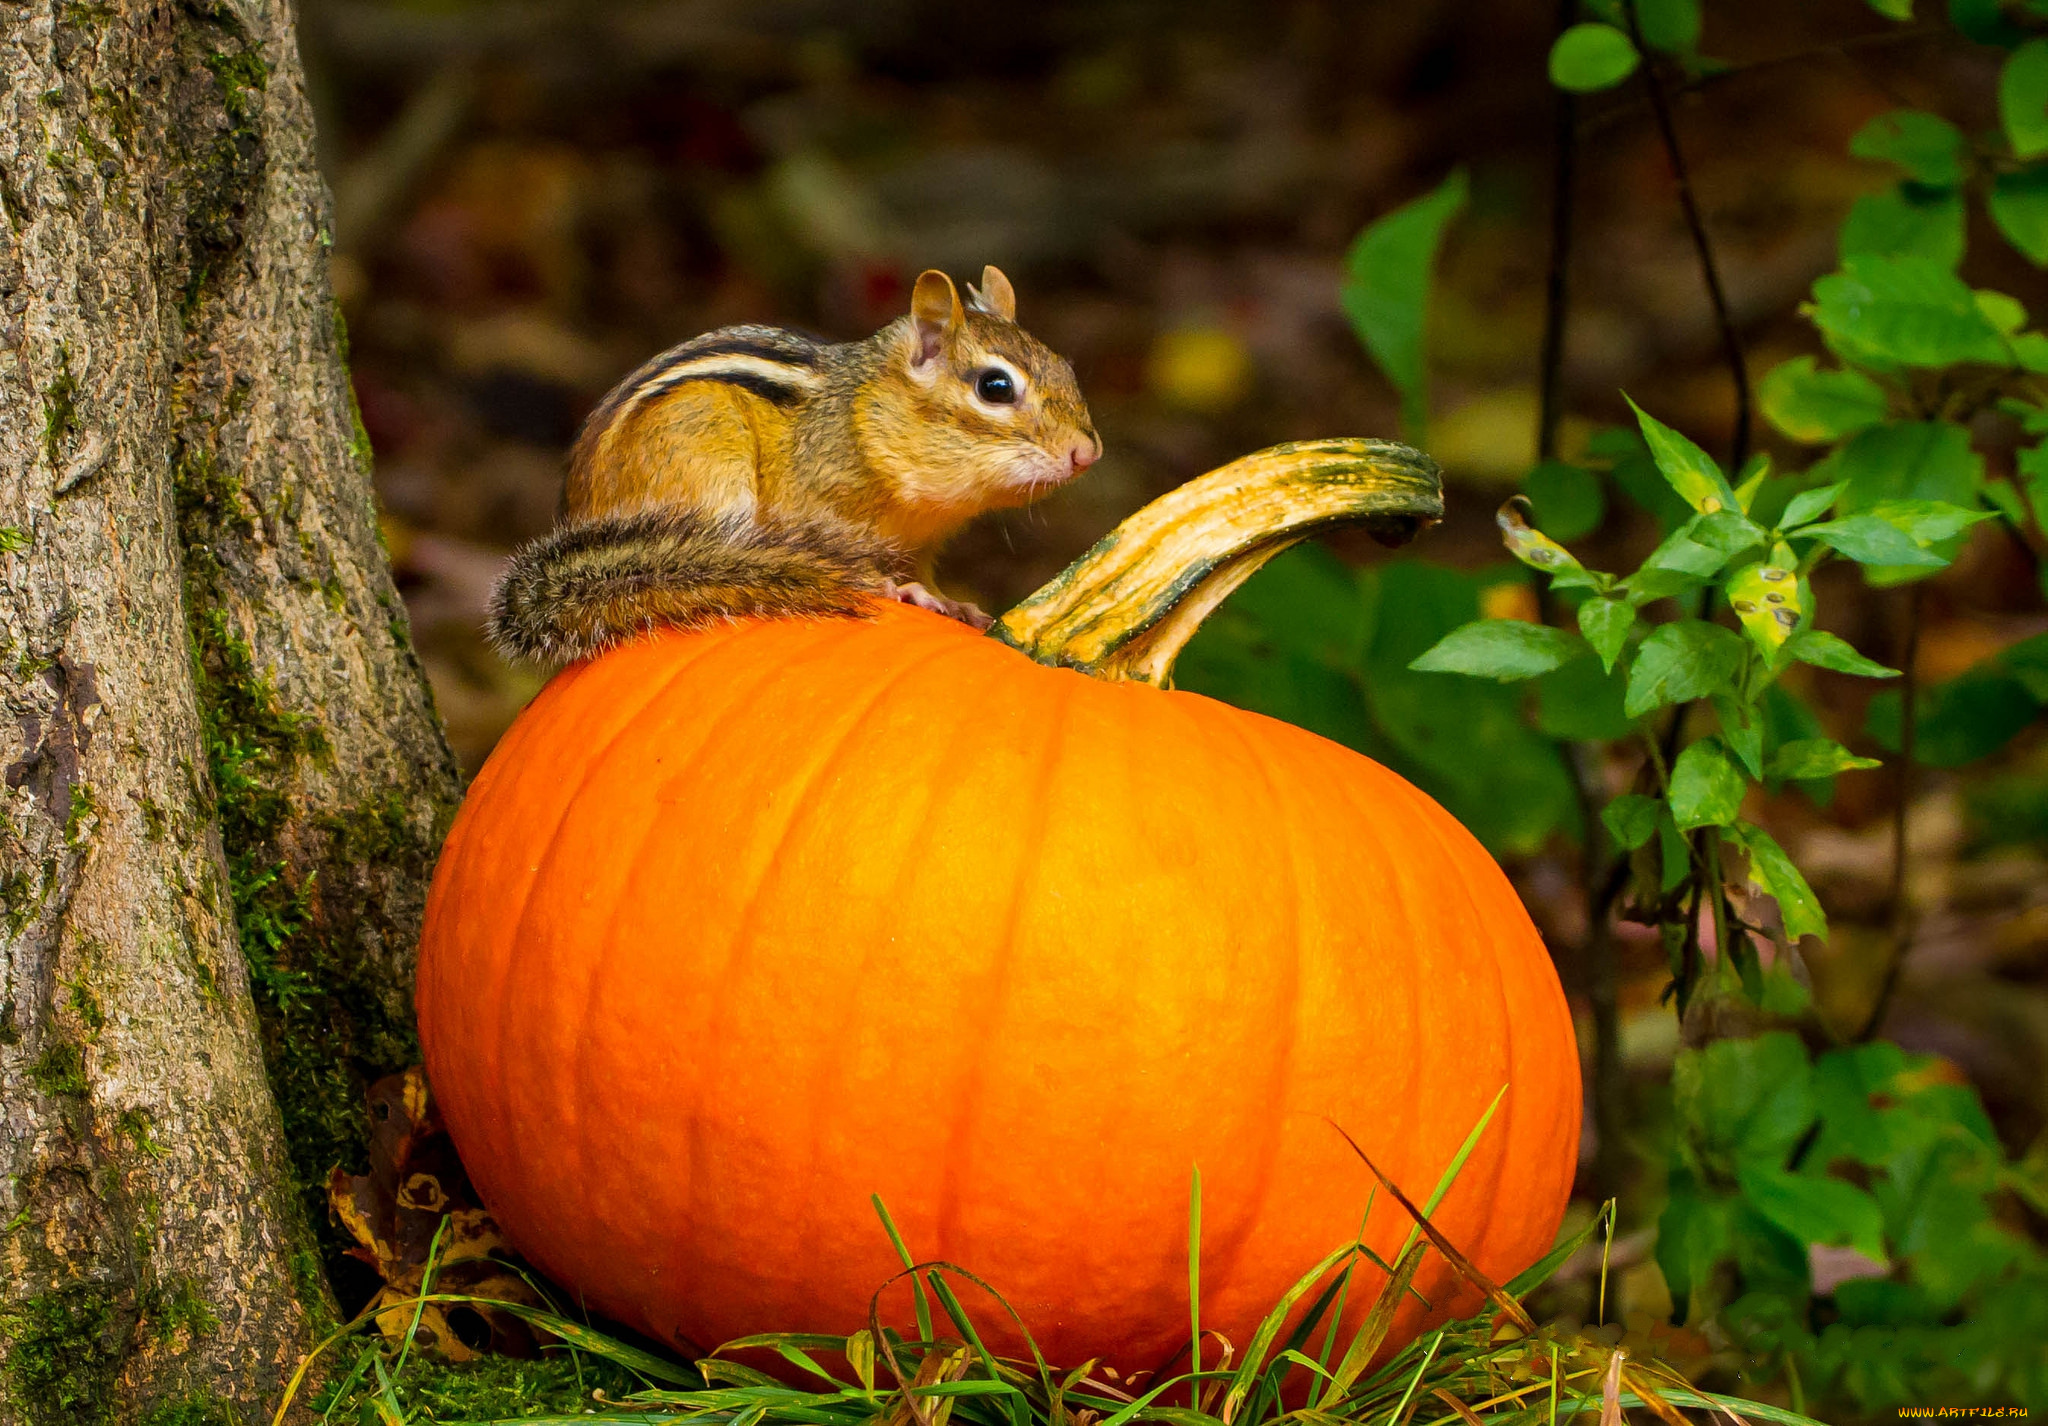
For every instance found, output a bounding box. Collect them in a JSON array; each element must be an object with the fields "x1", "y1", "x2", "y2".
[
  {"x1": 1585, "y1": 855, "x2": 1631, "y2": 1205},
  {"x1": 1622, "y1": 1, "x2": 1752, "y2": 471},
  {"x1": 1859, "y1": 583, "x2": 1925, "y2": 1040},
  {"x1": 1538, "y1": 0, "x2": 1578, "y2": 464},
  {"x1": 1534, "y1": 0, "x2": 1629, "y2": 1204},
  {"x1": 1580, "y1": 25, "x2": 1950, "y2": 141}
]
